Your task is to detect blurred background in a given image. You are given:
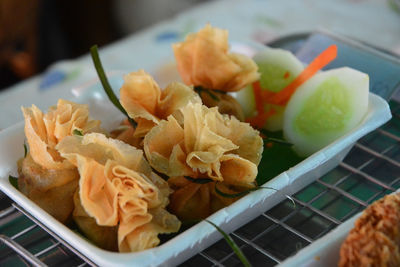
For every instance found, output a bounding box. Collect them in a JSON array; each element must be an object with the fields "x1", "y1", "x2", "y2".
[{"x1": 0, "y1": 0, "x2": 210, "y2": 90}]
